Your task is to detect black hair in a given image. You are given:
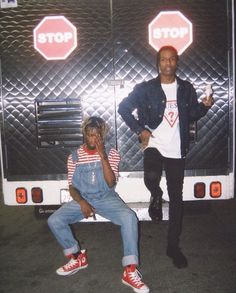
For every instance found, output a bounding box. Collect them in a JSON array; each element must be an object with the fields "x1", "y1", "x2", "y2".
[{"x1": 156, "y1": 45, "x2": 179, "y2": 66}]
